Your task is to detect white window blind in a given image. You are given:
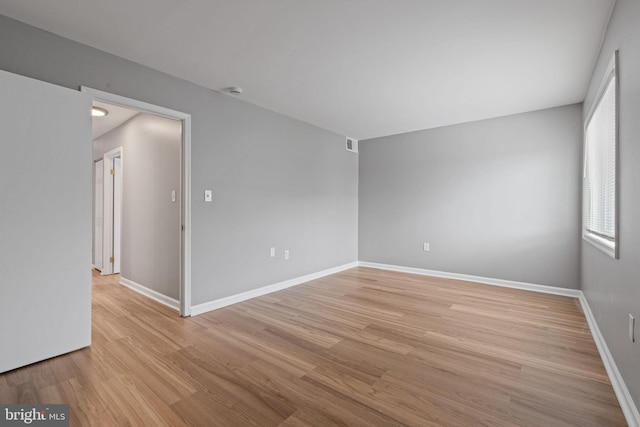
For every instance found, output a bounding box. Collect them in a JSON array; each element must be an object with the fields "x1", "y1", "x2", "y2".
[{"x1": 583, "y1": 52, "x2": 617, "y2": 257}]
